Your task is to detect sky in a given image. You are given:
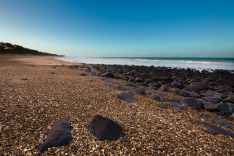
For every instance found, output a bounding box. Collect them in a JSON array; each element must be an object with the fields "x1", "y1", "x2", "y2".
[{"x1": 0, "y1": 0, "x2": 234, "y2": 57}]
